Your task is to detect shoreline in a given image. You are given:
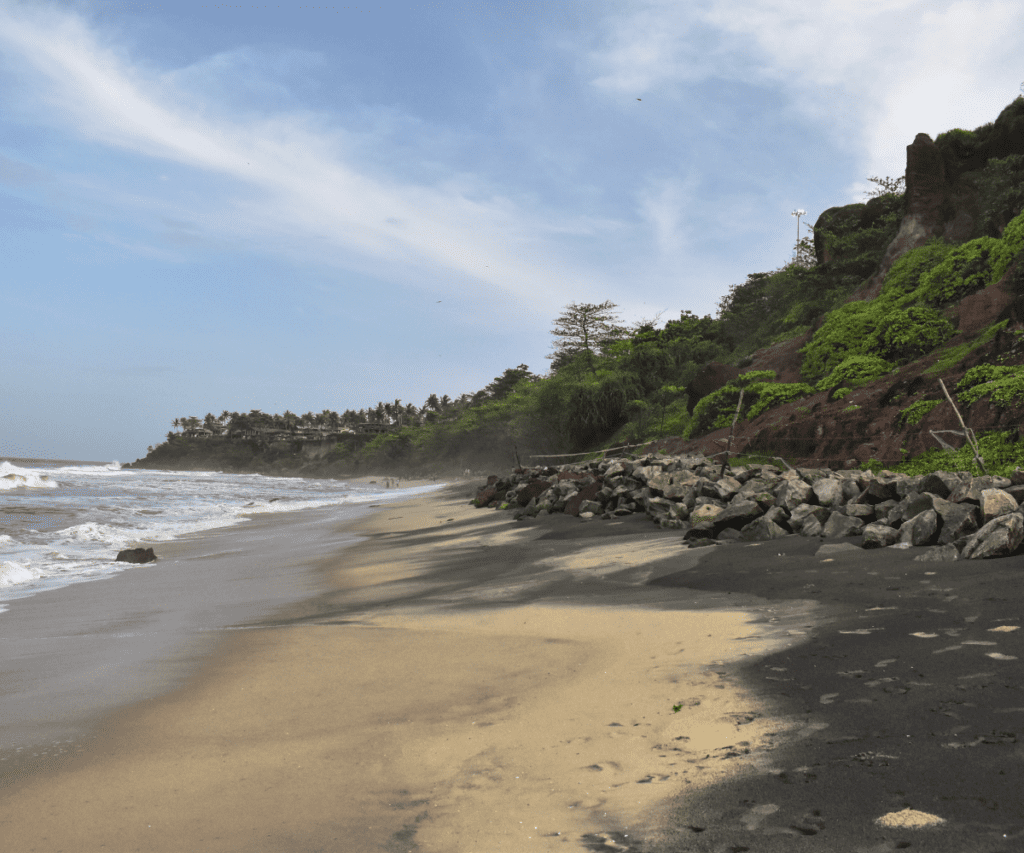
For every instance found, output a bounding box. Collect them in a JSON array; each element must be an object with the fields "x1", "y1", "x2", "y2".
[{"x1": 0, "y1": 482, "x2": 817, "y2": 851}]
